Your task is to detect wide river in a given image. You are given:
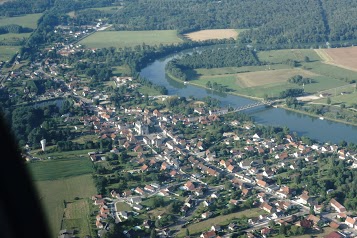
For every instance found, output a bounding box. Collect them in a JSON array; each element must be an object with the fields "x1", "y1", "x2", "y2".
[{"x1": 140, "y1": 50, "x2": 357, "y2": 144}]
